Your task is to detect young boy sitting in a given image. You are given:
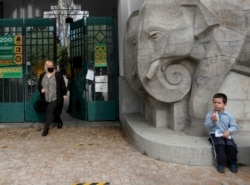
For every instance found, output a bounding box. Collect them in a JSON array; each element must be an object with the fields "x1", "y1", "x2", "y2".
[{"x1": 204, "y1": 93, "x2": 238, "y2": 173}]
